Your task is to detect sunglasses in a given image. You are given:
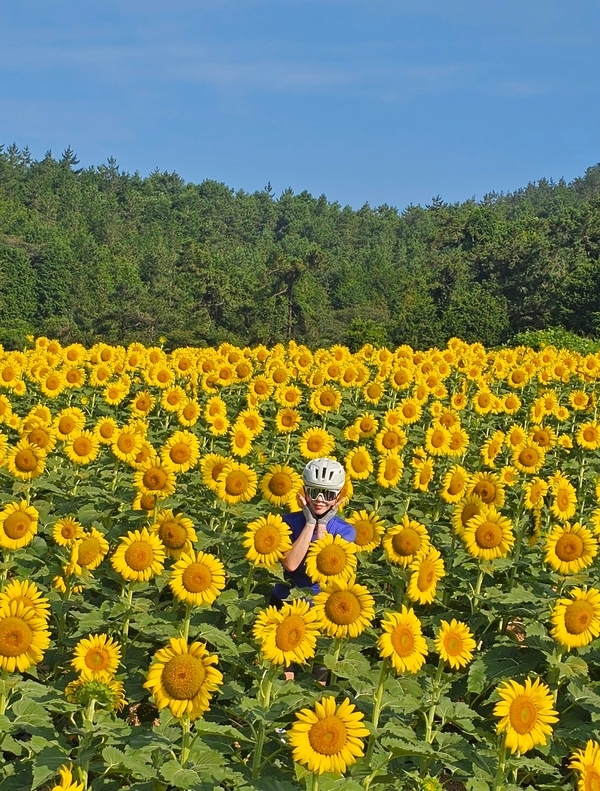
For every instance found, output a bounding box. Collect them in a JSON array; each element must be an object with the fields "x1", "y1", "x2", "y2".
[{"x1": 304, "y1": 487, "x2": 339, "y2": 502}]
